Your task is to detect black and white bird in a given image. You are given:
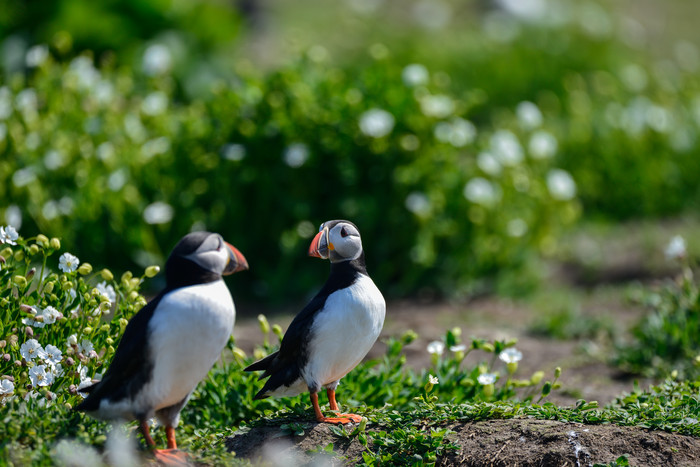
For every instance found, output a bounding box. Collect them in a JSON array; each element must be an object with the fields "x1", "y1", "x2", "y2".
[
  {"x1": 75, "y1": 232, "x2": 248, "y2": 463},
  {"x1": 245, "y1": 220, "x2": 385, "y2": 424}
]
